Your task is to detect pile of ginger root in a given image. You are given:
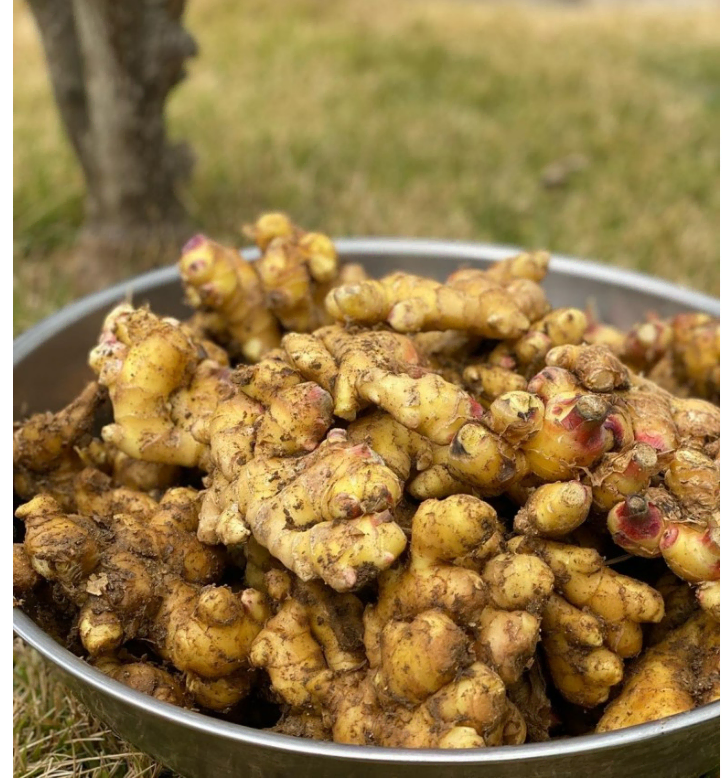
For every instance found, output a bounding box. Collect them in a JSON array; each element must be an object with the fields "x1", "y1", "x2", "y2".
[{"x1": 13, "y1": 212, "x2": 720, "y2": 749}]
